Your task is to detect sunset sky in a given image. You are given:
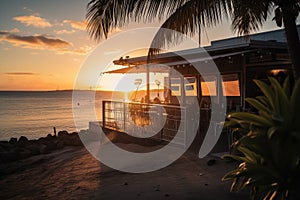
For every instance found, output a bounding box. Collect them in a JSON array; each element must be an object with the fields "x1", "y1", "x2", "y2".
[{"x1": 1, "y1": 0, "x2": 298, "y2": 91}]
